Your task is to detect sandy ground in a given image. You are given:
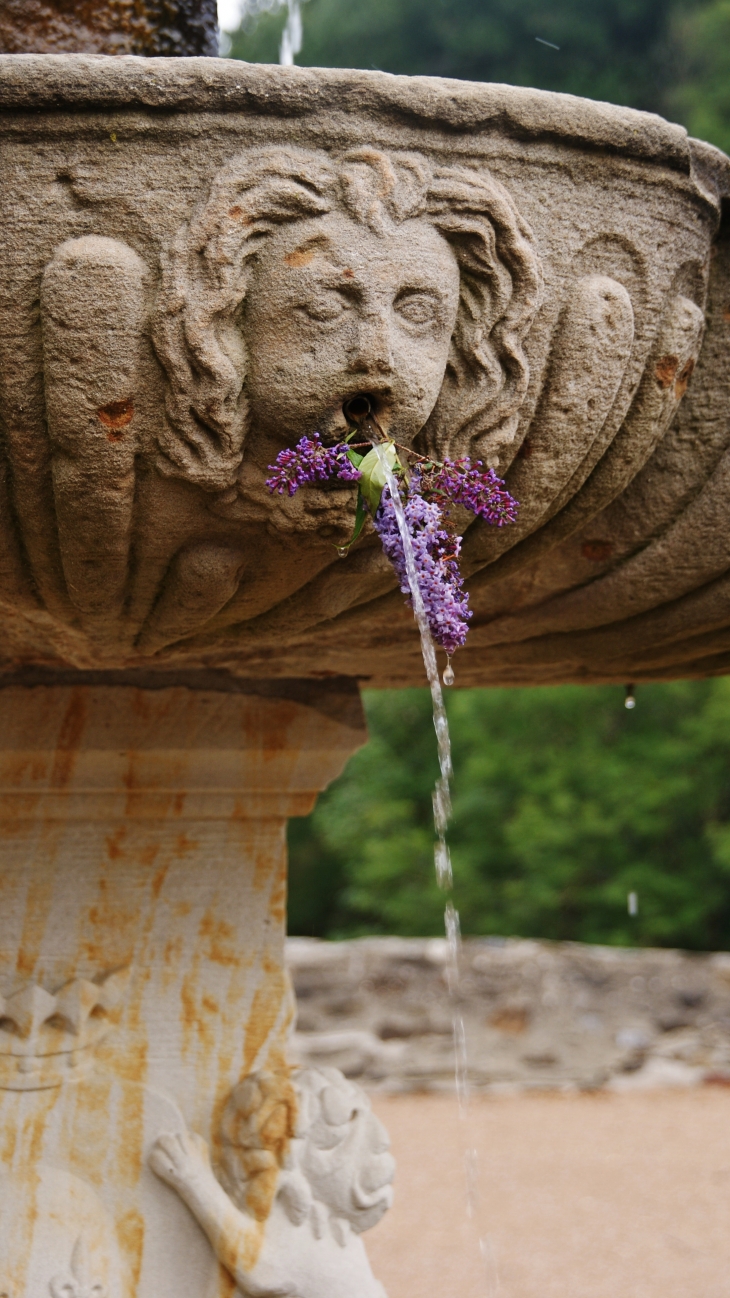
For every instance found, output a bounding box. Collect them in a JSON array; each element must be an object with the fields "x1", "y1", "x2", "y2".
[{"x1": 367, "y1": 1088, "x2": 730, "y2": 1298}]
